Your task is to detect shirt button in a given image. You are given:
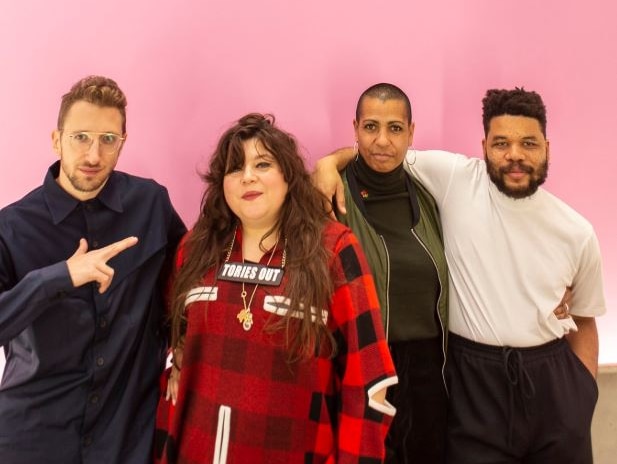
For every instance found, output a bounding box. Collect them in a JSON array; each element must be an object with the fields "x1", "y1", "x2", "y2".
[
  {"x1": 83, "y1": 435, "x2": 93, "y2": 446},
  {"x1": 99, "y1": 318, "x2": 108, "y2": 329},
  {"x1": 92, "y1": 240, "x2": 99, "y2": 248},
  {"x1": 90, "y1": 394, "x2": 100, "y2": 404},
  {"x1": 96, "y1": 356, "x2": 105, "y2": 367}
]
